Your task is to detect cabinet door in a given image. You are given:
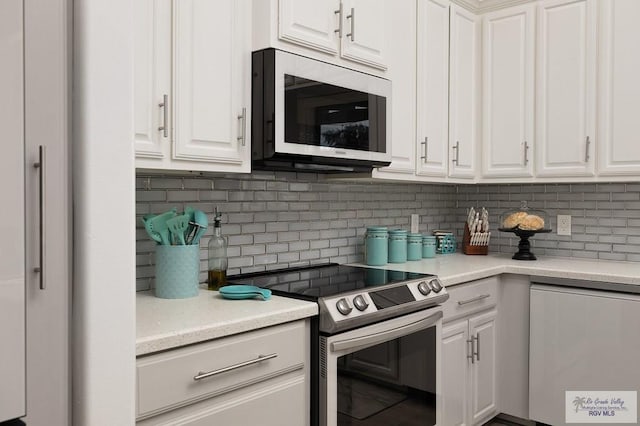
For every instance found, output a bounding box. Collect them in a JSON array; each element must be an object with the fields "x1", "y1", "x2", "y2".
[
  {"x1": 442, "y1": 321, "x2": 470, "y2": 426},
  {"x1": 340, "y1": 0, "x2": 387, "y2": 69},
  {"x1": 173, "y1": 0, "x2": 251, "y2": 172},
  {"x1": 468, "y1": 310, "x2": 497, "y2": 425},
  {"x1": 373, "y1": 0, "x2": 416, "y2": 176},
  {"x1": 482, "y1": 5, "x2": 535, "y2": 178},
  {"x1": 416, "y1": 0, "x2": 450, "y2": 178},
  {"x1": 133, "y1": 0, "x2": 171, "y2": 159},
  {"x1": 0, "y1": 0, "x2": 26, "y2": 421},
  {"x1": 536, "y1": 0, "x2": 596, "y2": 177},
  {"x1": 449, "y1": 4, "x2": 480, "y2": 179},
  {"x1": 278, "y1": 0, "x2": 340, "y2": 55},
  {"x1": 597, "y1": 0, "x2": 640, "y2": 176}
]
